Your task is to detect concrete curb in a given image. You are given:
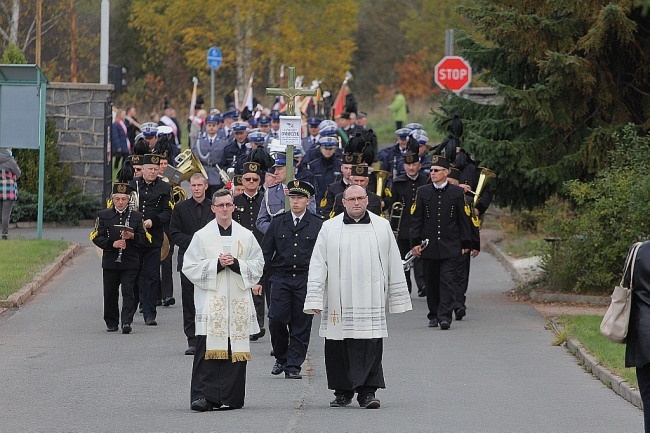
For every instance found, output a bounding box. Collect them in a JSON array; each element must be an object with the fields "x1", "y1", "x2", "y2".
[
  {"x1": 565, "y1": 337, "x2": 643, "y2": 409},
  {"x1": 0, "y1": 242, "x2": 81, "y2": 309},
  {"x1": 488, "y1": 236, "x2": 642, "y2": 410}
]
